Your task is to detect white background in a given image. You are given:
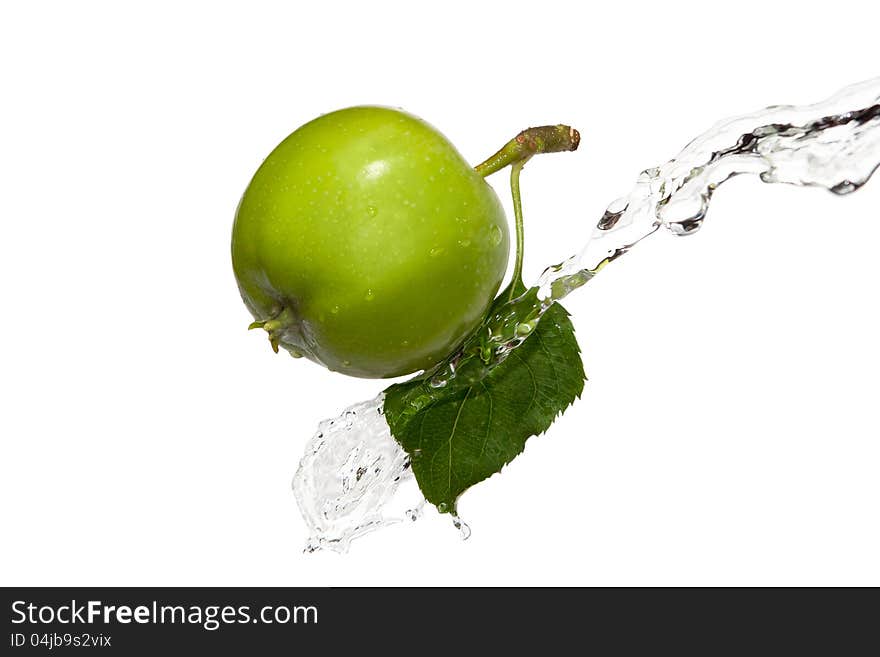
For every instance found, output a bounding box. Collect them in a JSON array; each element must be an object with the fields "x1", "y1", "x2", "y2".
[{"x1": 2, "y1": 1, "x2": 878, "y2": 586}]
